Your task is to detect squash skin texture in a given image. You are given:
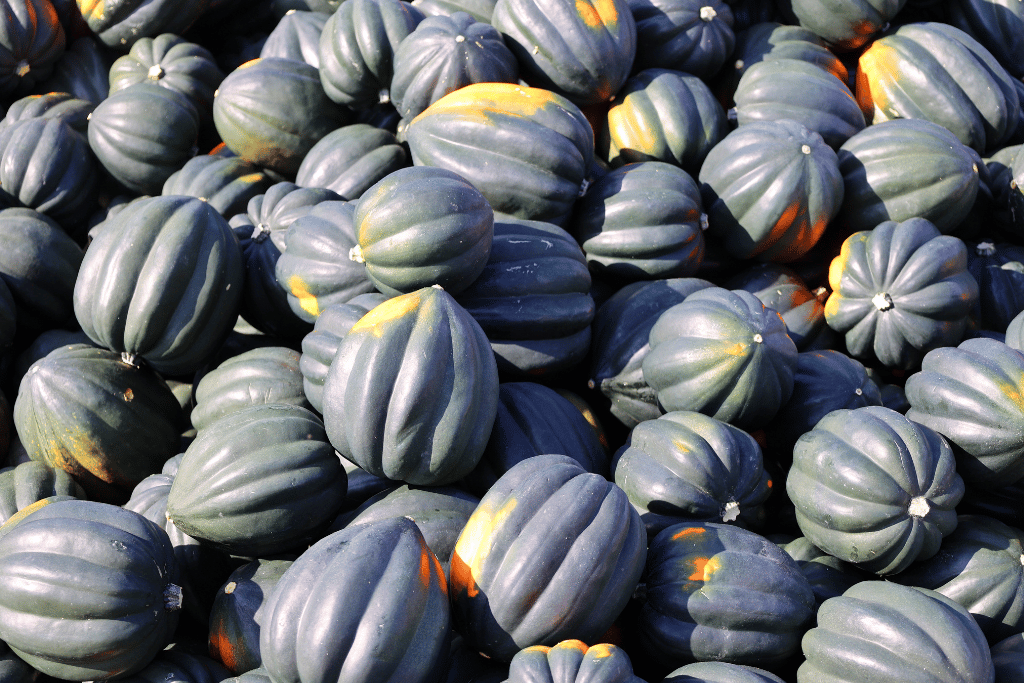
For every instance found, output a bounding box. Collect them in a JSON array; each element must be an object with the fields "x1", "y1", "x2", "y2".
[
  {"x1": 777, "y1": 0, "x2": 905, "y2": 50},
  {"x1": 321, "y1": 286, "x2": 499, "y2": 486},
  {"x1": 663, "y1": 661, "x2": 786, "y2": 682},
  {"x1": 905, "y1": 337, "x2": 1024, "y2": 487},
  {"x1": 449, "y1": 454, "x2": 647, "y2": 661},
  {"x1": 74, "y1": 195, "x2": 244, "y2": 377},
  {"x1": 259, "y1": 517, "x2": 450, "y2": 683},
  {"x1": 786, "y1": 406, "x2": 964, "y2": 576},
  {"x1": 0, "y1": 499, "x2": 182, "y2": 680},
  {"x1": 638, "y1": 522, "x2": 814, "y2": 670},
  {"x1": 0, "y1": 0, "x2": 65, "y2": 97},
  {"x1": 0, "y1": 460, "x2": 84, "y2": 526},
  {"x1": 77, "y1": 0, "x2": 206, "y2": 49},
  {"x1": 505, "y1": 640, "x2": 644, "y2": 683},
  {"x1": 798, "y1": 582, "x2": 994, "y2": 682},
  {"x1": 405, "y1": 82, "x2": 594, "y2": 226},
  {"x1": 642, "y1": 287, "x2": 798, "y2": 430}
]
